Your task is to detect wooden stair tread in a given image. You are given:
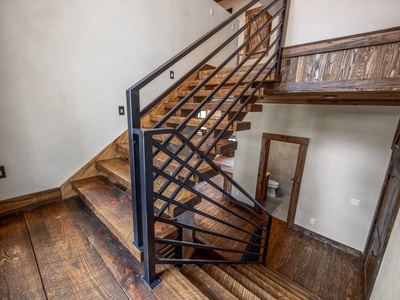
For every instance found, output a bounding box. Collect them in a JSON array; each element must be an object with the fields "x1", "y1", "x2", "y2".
[
  {"x1": 197, "y1": 64, "x2": 275, "y2": 79},
  {"x1": 233, "y1": 265, "x2": 293, "y2": 300},
  {"x1": 149, "y1": 115, "x2": 251, "y2": 131},
  {"x1": 180, "y1": 264, "x2": 239, "y2": 300},
  {"x1": 164, "y1": 102, "x2": 263, "y2": 113},
  {"x1": 218, "y1": 264, "x2": 278, "y2": 300},
  {"x1": 71, "y1": 176, "x2": 177, "y2": 262},
  {"x1": 117, "y1": 134, "x2": 237, "y2": 156},
  {"x1": 153, "y1": 151, "x2": 218, "y2": 182},
  {"x1": 194, "y1": 176, "x2": 270, "y2": 261},
  {"x1": 202, "y1": 264, "x2": 261, "y2": 300},
  {"x1": 189, "y1": 73, "x2": 280, "y2": 88},
  {"x1": 96, "y1": 158, "x2": 201, "y2": 217},
  {"x1": 177, "y1": 87, "x2": 259, "y2": 98},
  {"x1": 251, "y1": 265, "x2": 322, "y2": 300}
]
